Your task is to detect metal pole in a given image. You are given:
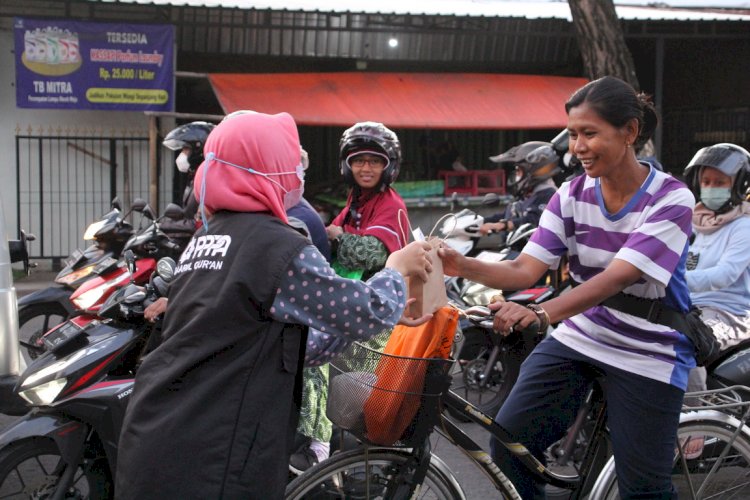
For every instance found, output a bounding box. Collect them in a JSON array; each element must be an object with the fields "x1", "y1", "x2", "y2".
[
  {"x1": 109, "y1": 139, "x2": 117, "y2": 203},
  {"x1": 0, "y1": 191, "x2": 21, "y2": 378},
  {"x1": 654, "y1": 36, "x2": 664, "y2": 160},
  {"x1": 149, "y1": 115, "x2": 159, "y2": 209}
]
